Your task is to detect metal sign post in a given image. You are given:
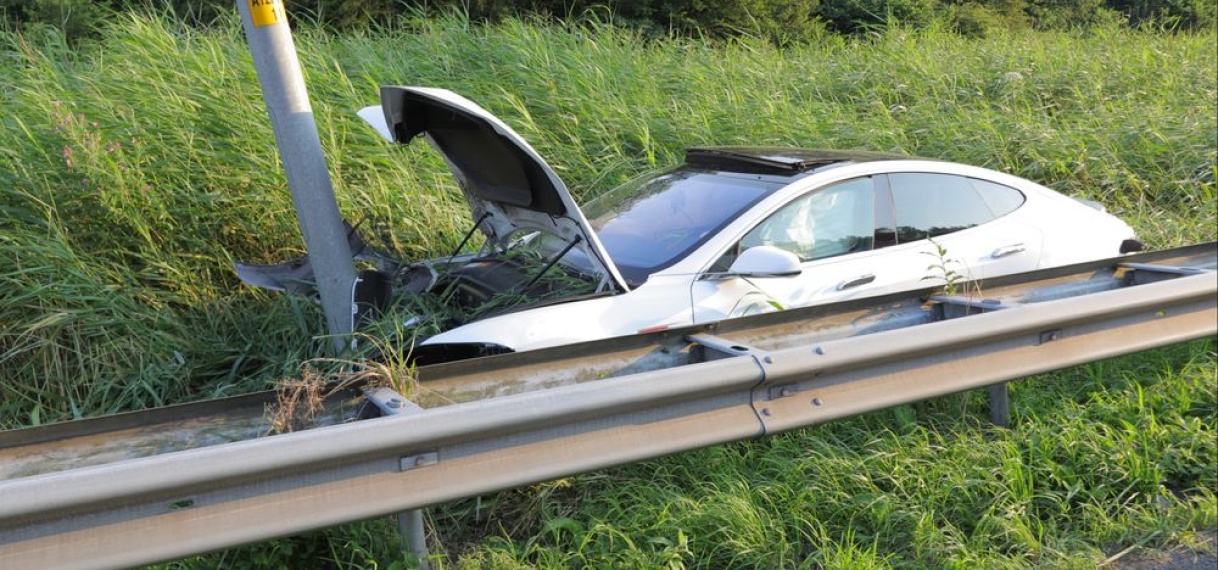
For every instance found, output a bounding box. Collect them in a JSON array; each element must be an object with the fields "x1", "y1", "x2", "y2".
[
  {"x1": 236, "y1": 0, "x2": 355, "y2": 354},
  {"x1": 235, "y1": 2, "x2": 430, "y2": 565}
]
